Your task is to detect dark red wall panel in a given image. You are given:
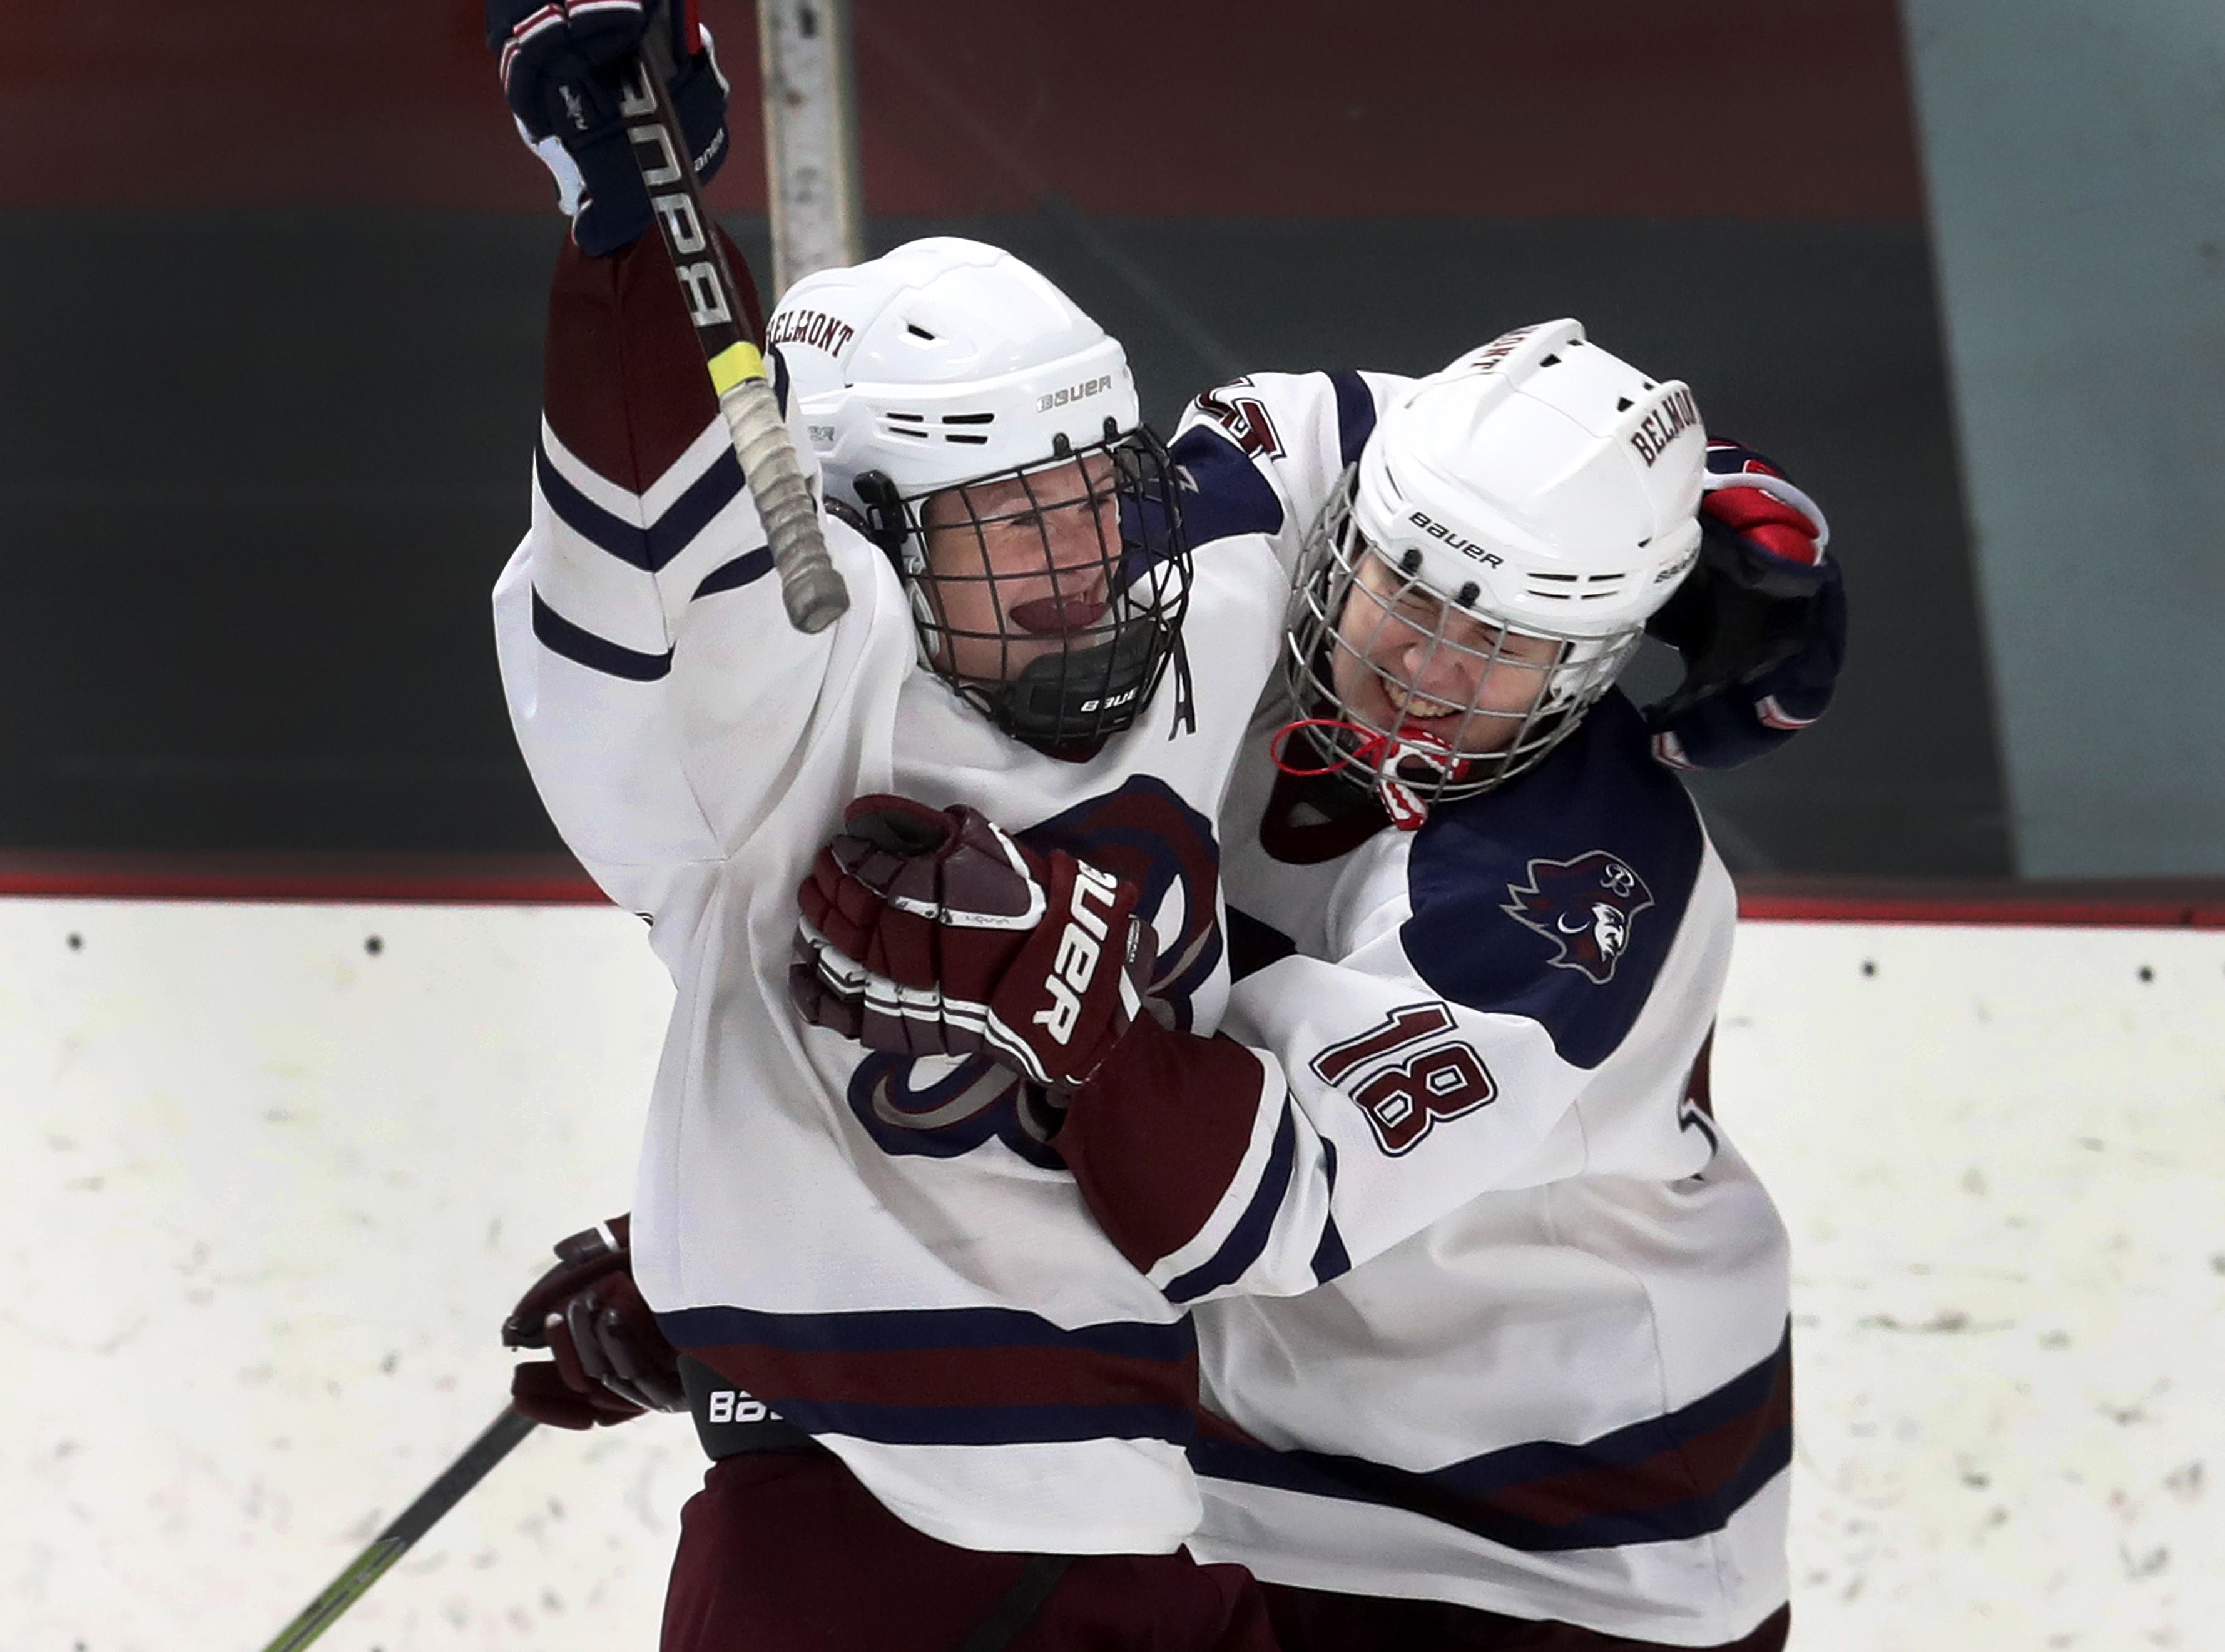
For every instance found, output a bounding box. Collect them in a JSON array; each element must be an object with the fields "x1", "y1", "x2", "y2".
[{"x1": 2, "y1": 0, "x2": 1923, "y2": 219}]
